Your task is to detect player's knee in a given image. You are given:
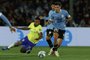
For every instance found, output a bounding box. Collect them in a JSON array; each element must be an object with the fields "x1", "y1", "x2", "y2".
[
  {"x1": 54, "y1": 36, "x2": 58, "y2": 40},
  {"x1": 46, "y1": 36, "x2": 50, "y2": 40},
  {"x1": 20, "y1": 47, "x2": 27, "y2": 53},
  {"x1": 53, "y1": 33, "x2": 58, "y2": 40}
]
